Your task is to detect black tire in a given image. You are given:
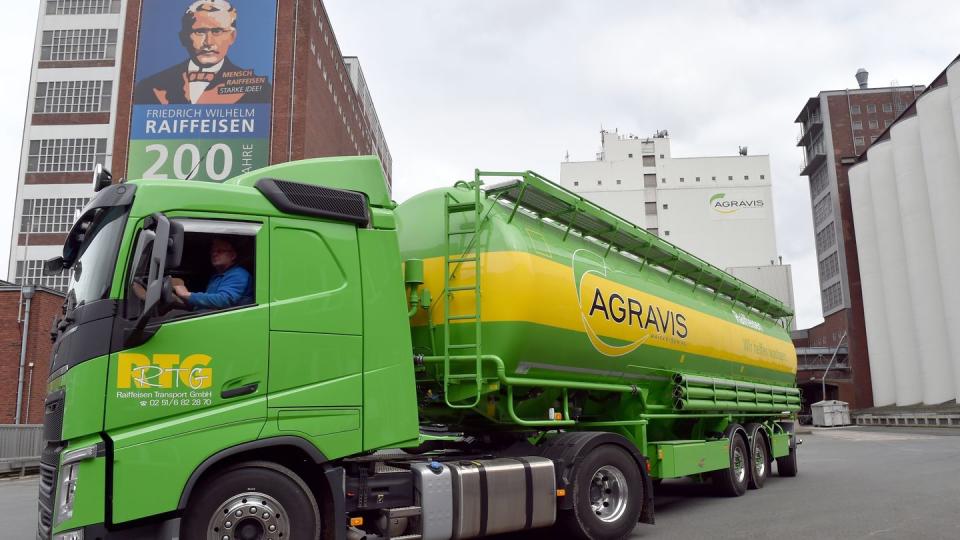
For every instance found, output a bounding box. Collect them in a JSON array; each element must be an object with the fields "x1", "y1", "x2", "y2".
[
  {"x1": 560, "y1": 444, "x2": 644, "y2": 540},
  {"x1": 712, "y1": 431, "x2": 749, "y2": 497},
  {"x1": 181, "y1": 461, "x2": 321, "y2": 540},
  {"x1": 776, "y1": 421, "x2": 799, "y2": 477},
  {"x1": 777, "y1": 445, "x2": 799, "y2": 477},
  {"x1": 744, "y1": 423, "x2": 769, "y2": 490}
]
